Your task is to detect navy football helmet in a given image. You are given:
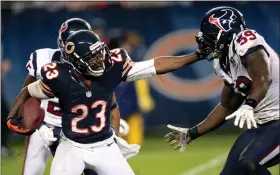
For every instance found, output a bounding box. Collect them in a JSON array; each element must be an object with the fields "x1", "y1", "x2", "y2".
[
  {"x1": 58, "y1": 18, "x2": 92, "y2": 52},
  {"x1": 198, "y1": 6, "x2": 246, "y2": 59},
  {"x1": 63, "y1": 30, "x2": 112, "y2": 77}
]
